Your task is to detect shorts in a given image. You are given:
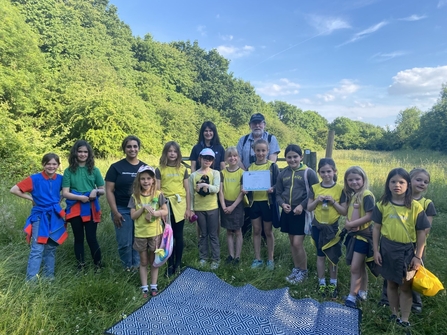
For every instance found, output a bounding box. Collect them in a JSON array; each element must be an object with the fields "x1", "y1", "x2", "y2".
[
  {"x1": 353, "y1": 238, "x2": 369, "y2": 255},
  {"x1": 133, "y1": 234, "x2": 162, "y2": 253},
  {"x1": 280, "y1": 210, "x2": 305, "y2": 235},
  {"x1": 249, "y1": 201, "x2": 272, "y2": 222},
  {"x1": 311, "y1": 223, "x2": 339, "y2": 257}
]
